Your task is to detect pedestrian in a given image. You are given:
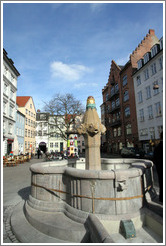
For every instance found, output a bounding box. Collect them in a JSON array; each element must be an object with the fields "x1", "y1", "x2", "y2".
[
  {"x1": 153, "y1": 131, "x2": 163, "y2": 203},
  {"x1": 37, "y1": 148, "x2": 41, "y2": 159},
  {"x1": 61, "y1": 151, "x2": 64, "y2": 160}
]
